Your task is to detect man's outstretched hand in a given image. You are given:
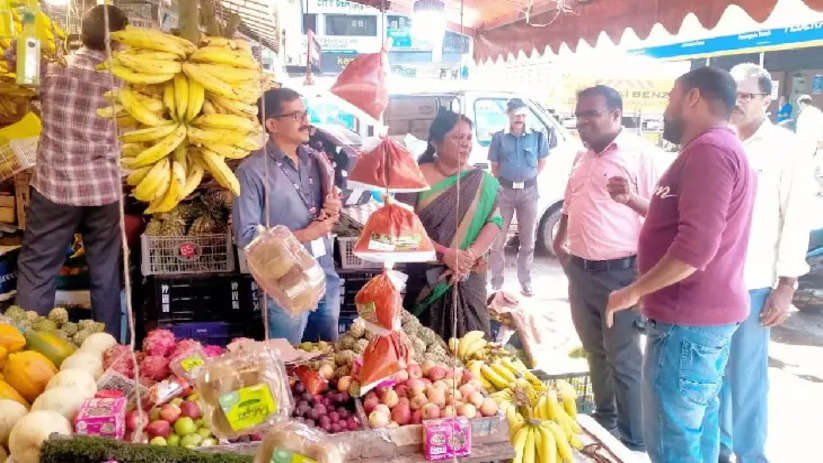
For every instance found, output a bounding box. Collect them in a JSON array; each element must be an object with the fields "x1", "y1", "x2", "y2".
[{"x1": 606, "y1": 286, "x2": 640, "y2": 328}]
